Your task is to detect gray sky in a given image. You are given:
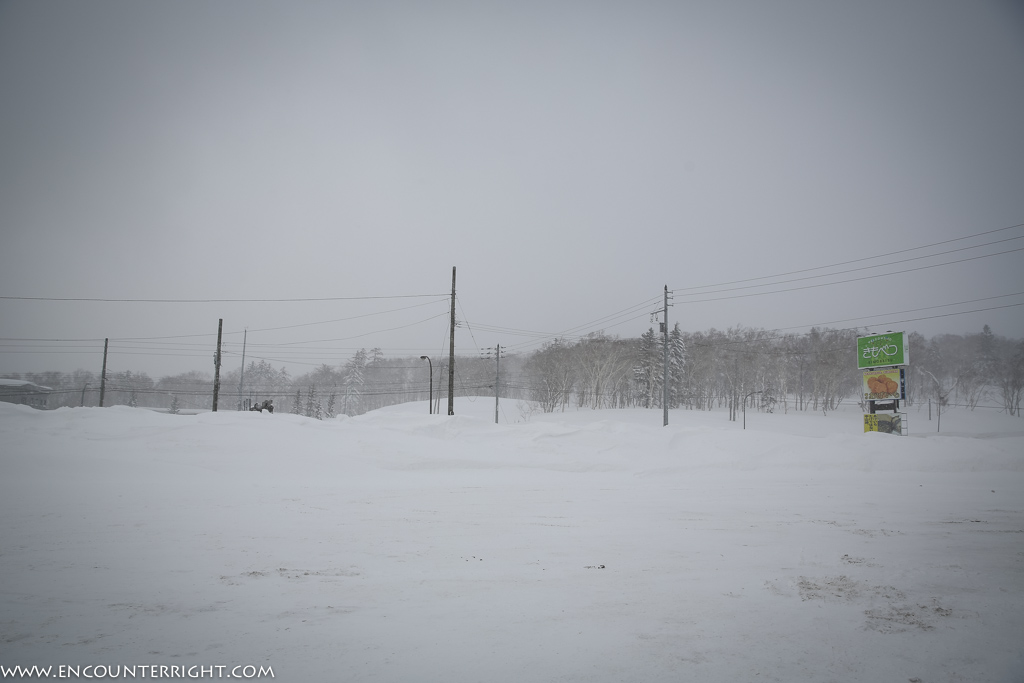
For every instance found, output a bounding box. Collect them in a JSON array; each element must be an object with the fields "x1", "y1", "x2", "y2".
[{"x1": 2, "y1": 0, "x2": 1023, "y2": 378}]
